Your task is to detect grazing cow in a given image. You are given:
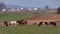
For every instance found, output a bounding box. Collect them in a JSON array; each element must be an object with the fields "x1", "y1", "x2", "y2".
[
  {"x1": 17, "y1": 19, "x2": 27, "y2": 25},
  {"x1": 38, "y1": 22, "x2": 43, "y2": 26},
  {"x1": 17, "y1": 20, "x2": 24, "y2": 25},
  {"x1": 21, "y1": 19, "x2": 27, "y2": 24},
  {"x1": 4, "y1": 21, "x2": 8, "y2": 27},
  {"x1": 10, "y1": 21, "x2": 17, "y2": 26},
  {"x1": 23, "y1": 20, "x2": 27, "y2": 24},
  {"x1": 49, "y1": 22, "x2": 56, "y2": 26},
  {"x1": 45, "y1": 22, "x2": 49, "y2": 25}
]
